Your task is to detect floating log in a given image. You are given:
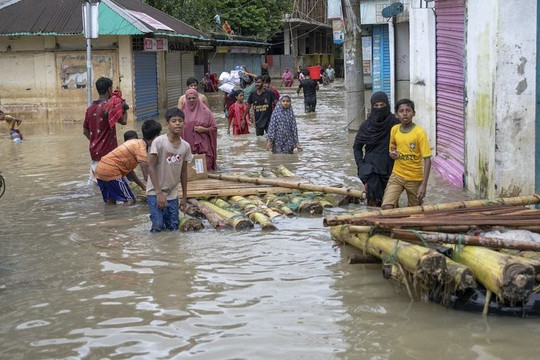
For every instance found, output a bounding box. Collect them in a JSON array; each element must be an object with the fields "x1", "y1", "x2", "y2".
[
  {"x1": 228, "y1": 196, "x2": 277, "y2": 231},
  {"x1": 187, "y1": 198, "x2": 231, "y2": 230},
  {"x1": 392, "y1": 229, "x2": 540, "y2": 252},
  {"x1": 331, "y1": 226, "x2": 447, "y2": 295},
  {"x1": 445, "y1": 258, "x2": 478, "y2": 293},
  {"x1": 209, "y1": 173, "x2": 365, "y2": 198},
  {"x1": 179, "y1": 213, "x2": 204, "y2": 232},
  {"x1": 448, "y1": 245, "x2": 535, "y2": 302},
  {"x1": 323, "y1": 194, "x2": 540, "y2": 227},
  {"x1": 199, "y1": 200, "x2": 254, "y2": 231}
]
